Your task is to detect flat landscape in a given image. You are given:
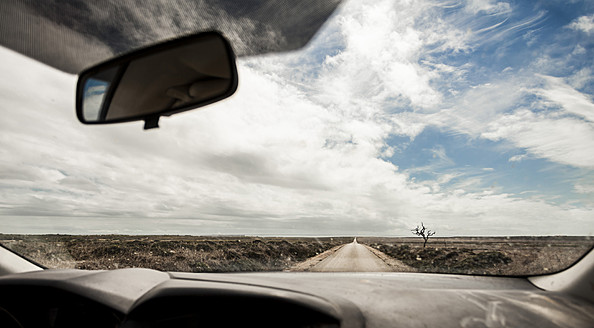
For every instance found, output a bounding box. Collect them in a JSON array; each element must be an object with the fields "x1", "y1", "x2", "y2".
[
  {"x1": 0, "y1": 234, "x2": 591, "y2": 275},
  {"x1": 357, "y1": 236, "x2": 593, "y2": 275},
  {"x1": 0, "y1": 234, "x2": 351, "y2": 272}
]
